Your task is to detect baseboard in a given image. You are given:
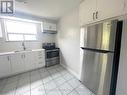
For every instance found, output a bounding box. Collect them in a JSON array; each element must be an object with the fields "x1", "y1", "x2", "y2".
[{"x1": 60, "y1": 63, "x2": 80, "y2": 80}]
